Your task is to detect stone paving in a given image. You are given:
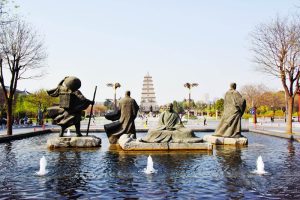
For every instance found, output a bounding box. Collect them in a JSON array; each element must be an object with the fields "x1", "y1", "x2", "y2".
[{"x1": 1, "y1": 117, "x2": 300, "y2": 142}]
